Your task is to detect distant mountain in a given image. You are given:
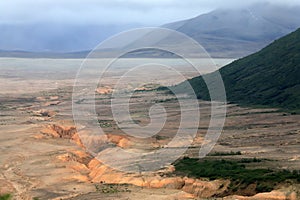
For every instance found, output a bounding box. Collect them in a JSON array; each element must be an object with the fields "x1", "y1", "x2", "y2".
[
  {"x1": 0, "y1": 23, "x2": 139, "y2": 53},
  {"x1": 163, "y1": 2, "x2": 300, "y2": 58},
  {"x1": 0, "y1": 49, "x2": 179, "y2": 59},
  {"x1": 172, "y1": 28, "x2": 300, "y2": 112},
  {"x1": 2, "y1": 3, "x2": 300, "y2": 59},
  {"x1": 0, "y1": 50, "x2": 89, "y2": 58}
]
